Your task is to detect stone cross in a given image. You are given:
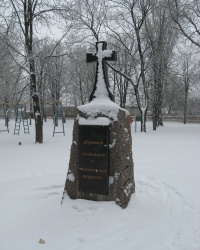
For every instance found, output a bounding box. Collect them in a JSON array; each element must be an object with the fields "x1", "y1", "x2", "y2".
[{"x1": 86, "y1": 41, "x2": 117, "y2": 102}]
